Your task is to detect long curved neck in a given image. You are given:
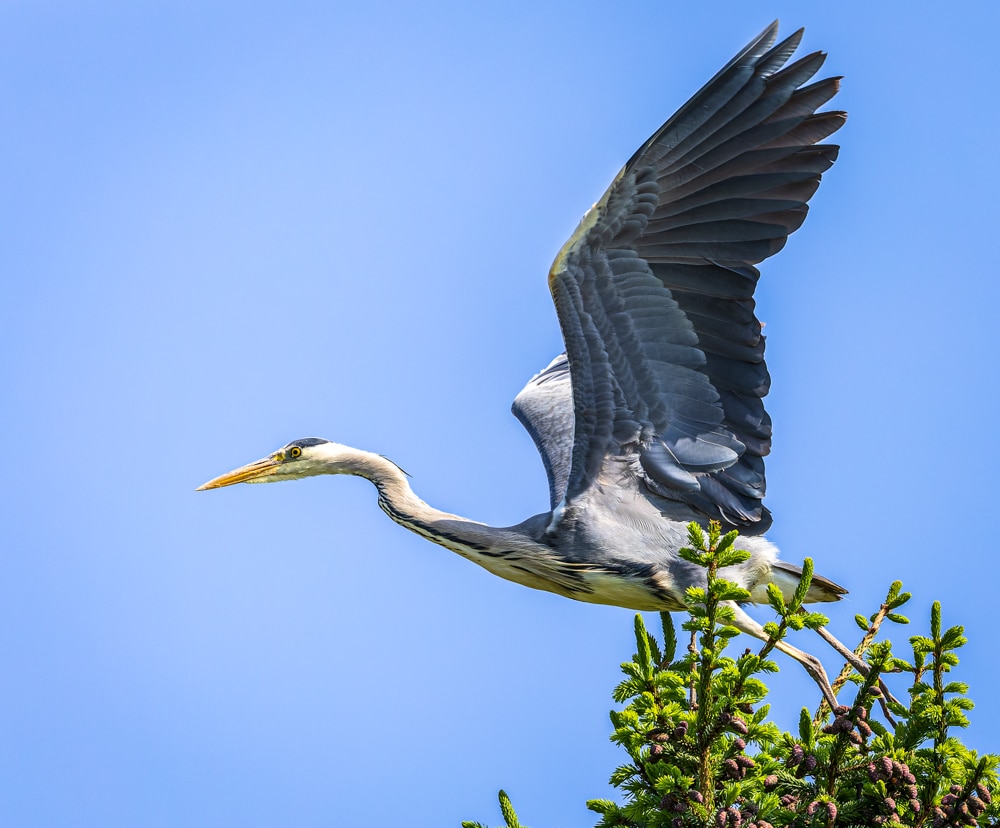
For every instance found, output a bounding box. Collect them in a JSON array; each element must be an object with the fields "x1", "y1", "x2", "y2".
[
  {"x1": 320, "y1": 444, "x2": 495, "y2": 546},
  {"x1": 337, "y1": 448, "x2": 454, "y2": 521},
  {"x1": 322, "y1": 443, "x2": 594, "y2": 602}
]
